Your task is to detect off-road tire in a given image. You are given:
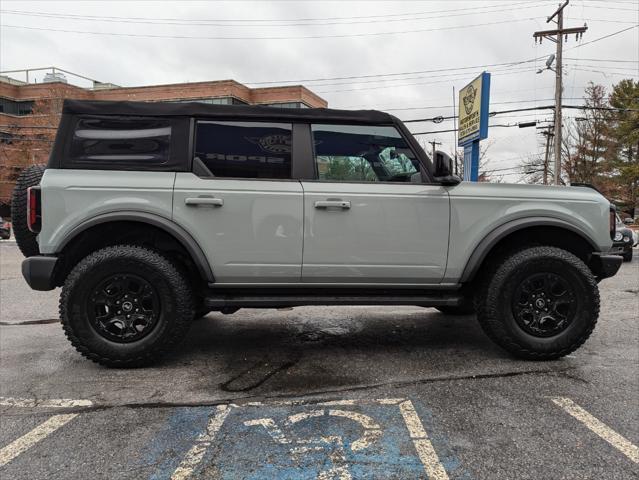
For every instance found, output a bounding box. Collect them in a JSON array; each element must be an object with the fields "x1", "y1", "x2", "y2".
[
  {"x1": 623, "y1": 250, "x2": 633, "y2": 262},
  {"x1": 60, "y1": 245, "x2": 195, "y2": 367},
  {"x1": 477, "y1": 246, "x2": 599, "y2": 360},
  {"x1": 10, "y1": 164, "x2": 45, "y2": 257}
]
